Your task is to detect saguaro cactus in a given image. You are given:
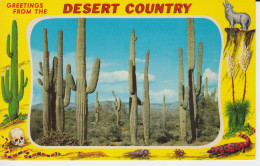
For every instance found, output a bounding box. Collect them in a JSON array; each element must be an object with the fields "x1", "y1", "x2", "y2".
[
  {"x1": 211, "y1": 88, "x2": 216, "y2": 102},
  {"x1": 94, "y1": 91, "x2": 100, "y2": 125},
  {"x1": 187, "y1": 18, "x2": 203, "y2": 142},
  {"x1": 178, "y1": 47, "x2": 189, "y2": 143},
  {"x1": 38, "y1": 29, "x2": 58, "y2": 134},
  {"x1": 162, "y1": 95, "x2": 168, "y2": 128},
  {"x1": 76, "y1": 18, "x2": 100, "y2": 146},
  {"x1": 205, "y1": 77, "x2": 209, "y2": 100},
  {"x1": 55, "y1": 30, "x2": 76, "y2": 132},
  {"x1": 112, "y1": 90, "x2": 121, "y2": 126},
  {"x1": 142, "y1": 50, "x2": 150, "y2": 145},
  {"x1": 1, "y1": 19, "x2": 28, "y2": 120},
  {"x1": 128, "y1": 30, "x2": 142, "y2": 145}
]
